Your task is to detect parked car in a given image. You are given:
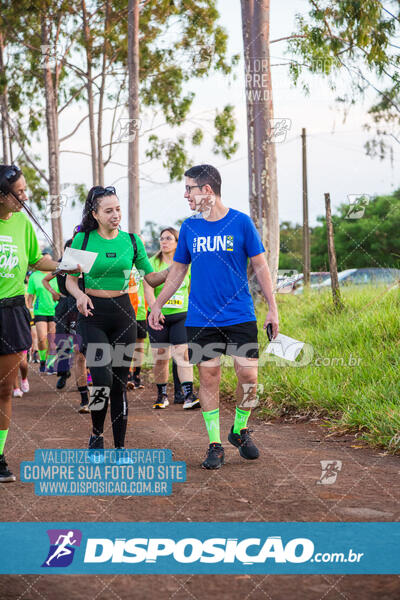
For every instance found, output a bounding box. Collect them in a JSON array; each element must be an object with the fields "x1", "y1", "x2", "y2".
[
  {"x1": 277, "y1": 272, "x2": 330, "y2": 294},
  {"x1": 313, "y1": 268, "x2": 400, "y2": 291}
]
